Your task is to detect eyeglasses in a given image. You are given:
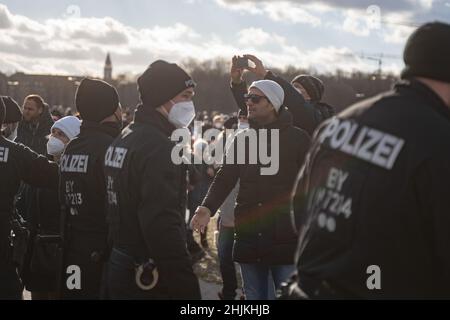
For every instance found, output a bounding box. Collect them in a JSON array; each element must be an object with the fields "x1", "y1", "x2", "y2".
[{"x1": 244, "y1": 94, "x2": 268, "y2": 104}]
